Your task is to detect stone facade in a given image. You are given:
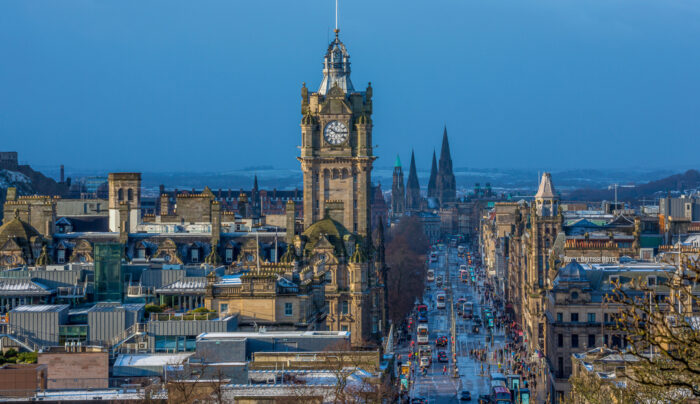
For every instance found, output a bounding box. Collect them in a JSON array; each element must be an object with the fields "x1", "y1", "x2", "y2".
[{"x1": 298, "y1": 31, "x2": 373, "y2": 237}]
